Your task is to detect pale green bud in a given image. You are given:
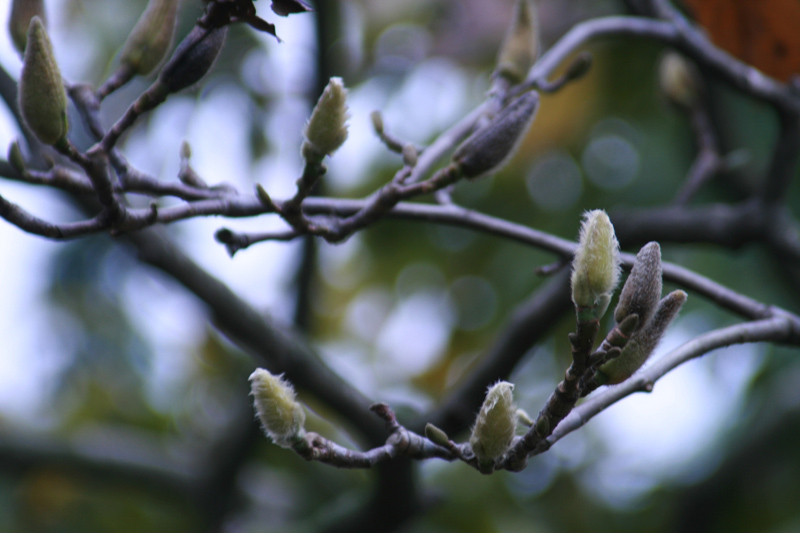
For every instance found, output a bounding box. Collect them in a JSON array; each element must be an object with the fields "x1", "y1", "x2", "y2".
[
  {"x1": 303, "y1": 77, "x2": 350, "y2": 159},
  {"x1": 249, "y1": 368, "x2": 306, "y2": 448},
  {"x1": 8, "y1": 141, "x2": 25, "y2": 174},
  {"x1": 570, "y1": 210, "x2": 621, "y2": 319},
  {"x1": 614, "y1": 242, "x2": 662, "y2": 327},
  {"x1": 659, "y1": 52, "x2": 700, "y2": 109},
  {"x1": 424, "y1": 423, "x2": 451, "y2": 448},
  {"x1": 119, "y1": 0, "x2": 179, "y2": 76},
  {"x1": 8, "y1": 0, "x2": 46, "y2": 55},
  {"x1": 600, "y1": 290, "x2": 687, "y2": 384},
  {"x1": 18, "y1": 17, "x2": 68, "y2": 146},
  {"x1": 452, "y1": 91, "x2": 539, "y2": 179},
  {"x1": 469, "y1": 381, "x2": 517, "y2": 462},
  {"x1": 496, "y1": 0, "x2": 538, "y2": 84}
]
